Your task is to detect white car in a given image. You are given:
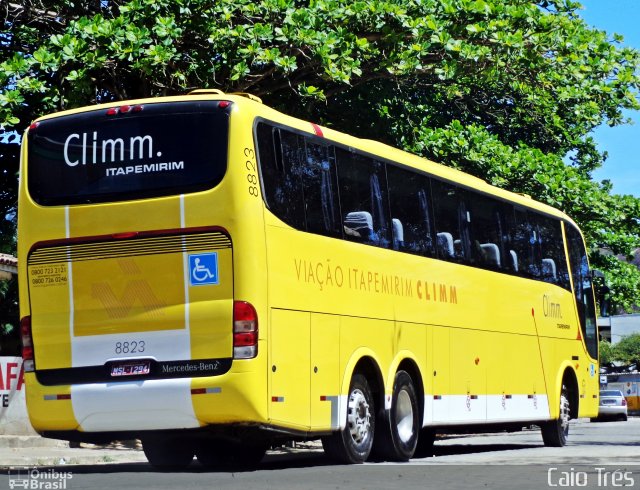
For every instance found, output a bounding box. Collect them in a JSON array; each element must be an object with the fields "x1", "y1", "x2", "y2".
[{"x1": 592, "y1": 389, "x2": 628, "y2": 422}]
